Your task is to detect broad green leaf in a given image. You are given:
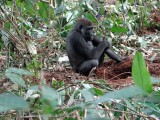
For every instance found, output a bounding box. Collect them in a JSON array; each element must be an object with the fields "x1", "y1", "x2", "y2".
[
  {"x1": 85, "y1": 13, "x2": 98, "y2": 25},
  {"x1": 5, "y1": 72, "x2": 26, "y2": 87},
  {"x1": 29, "y1": 85, "x2": 62, "y2": 107},
  {"x1": 132, "y1": 51, "x2": 153, "y2": 93},
  {"x1": 56, "y1": 3, "x2": 66, "y2": 15},
  {"x1": 24, "y1": 0, "x2": 35, "y2": 9},
  {"x1": 6, "y1": 68, "x2": 32, "y2": 75},
  {"x1": 38, "y1": 1, "x2": 54, "y2": 20},
  {"x1": 125, "y1": 100, "x2": 136, "y2": 111},
  {"x1": 79, "y1": 89, "x2": 94, "y2": 102},
  {"x1": 23, "y1": 0, "x2": 36, "y2": 15},
  {"x1": 56, "y1": 0, "x2": 62, "y2": 7},
  {"x1": 93, "y1": 86, "x2": 143, "y2": 104},
  {"x1": 5, "y1": 68, "x2": 32, "y2": 87},
  {"x1": 89, "y1": 87, "x2": 104, "y2": 96},
  {"x1": 138, "y1": 101, "x2": 160, "y2": 114},
  {"x1": 146, "y1": 91, "x2": 160, "y2": 103},
  {"x1": 0, "y1": 93, "x2": 29, "y2": 112},
  {"x1": 41, "y1": 86, "x2": 62, "y2": 107},
  {"x1": 128, "y1": 0, "x2": 135, "y2": 4},
  {"x1": 111, "y1": 26, "x2": 127, "y2": 33}
]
